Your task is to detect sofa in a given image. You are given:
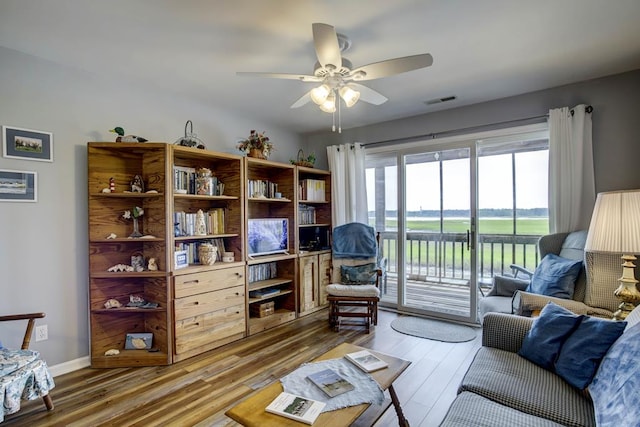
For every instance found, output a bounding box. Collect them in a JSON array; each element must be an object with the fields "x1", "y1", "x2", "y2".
[
  {"x1": 479, "y1": 231, "x2": 622, "y2": 321},
  {"x1": 440, "y1": 306, "x2": 640, "y2": 427}
]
